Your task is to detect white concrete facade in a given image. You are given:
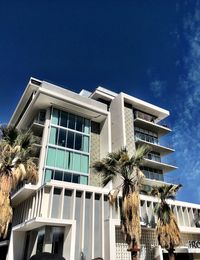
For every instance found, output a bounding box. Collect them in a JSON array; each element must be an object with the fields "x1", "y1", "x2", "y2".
[{"x1": 5, "y1": 78, "x2": 200, "y2": 260}]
